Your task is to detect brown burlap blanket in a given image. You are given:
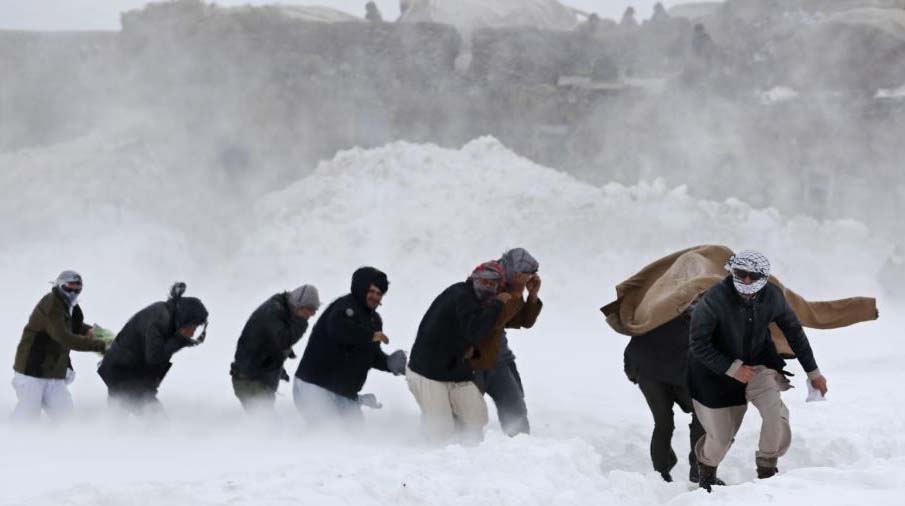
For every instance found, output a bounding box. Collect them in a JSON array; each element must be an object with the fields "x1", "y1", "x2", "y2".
[{"x1": 601, "y1": 245, "x2": 878, "y2": 356}]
